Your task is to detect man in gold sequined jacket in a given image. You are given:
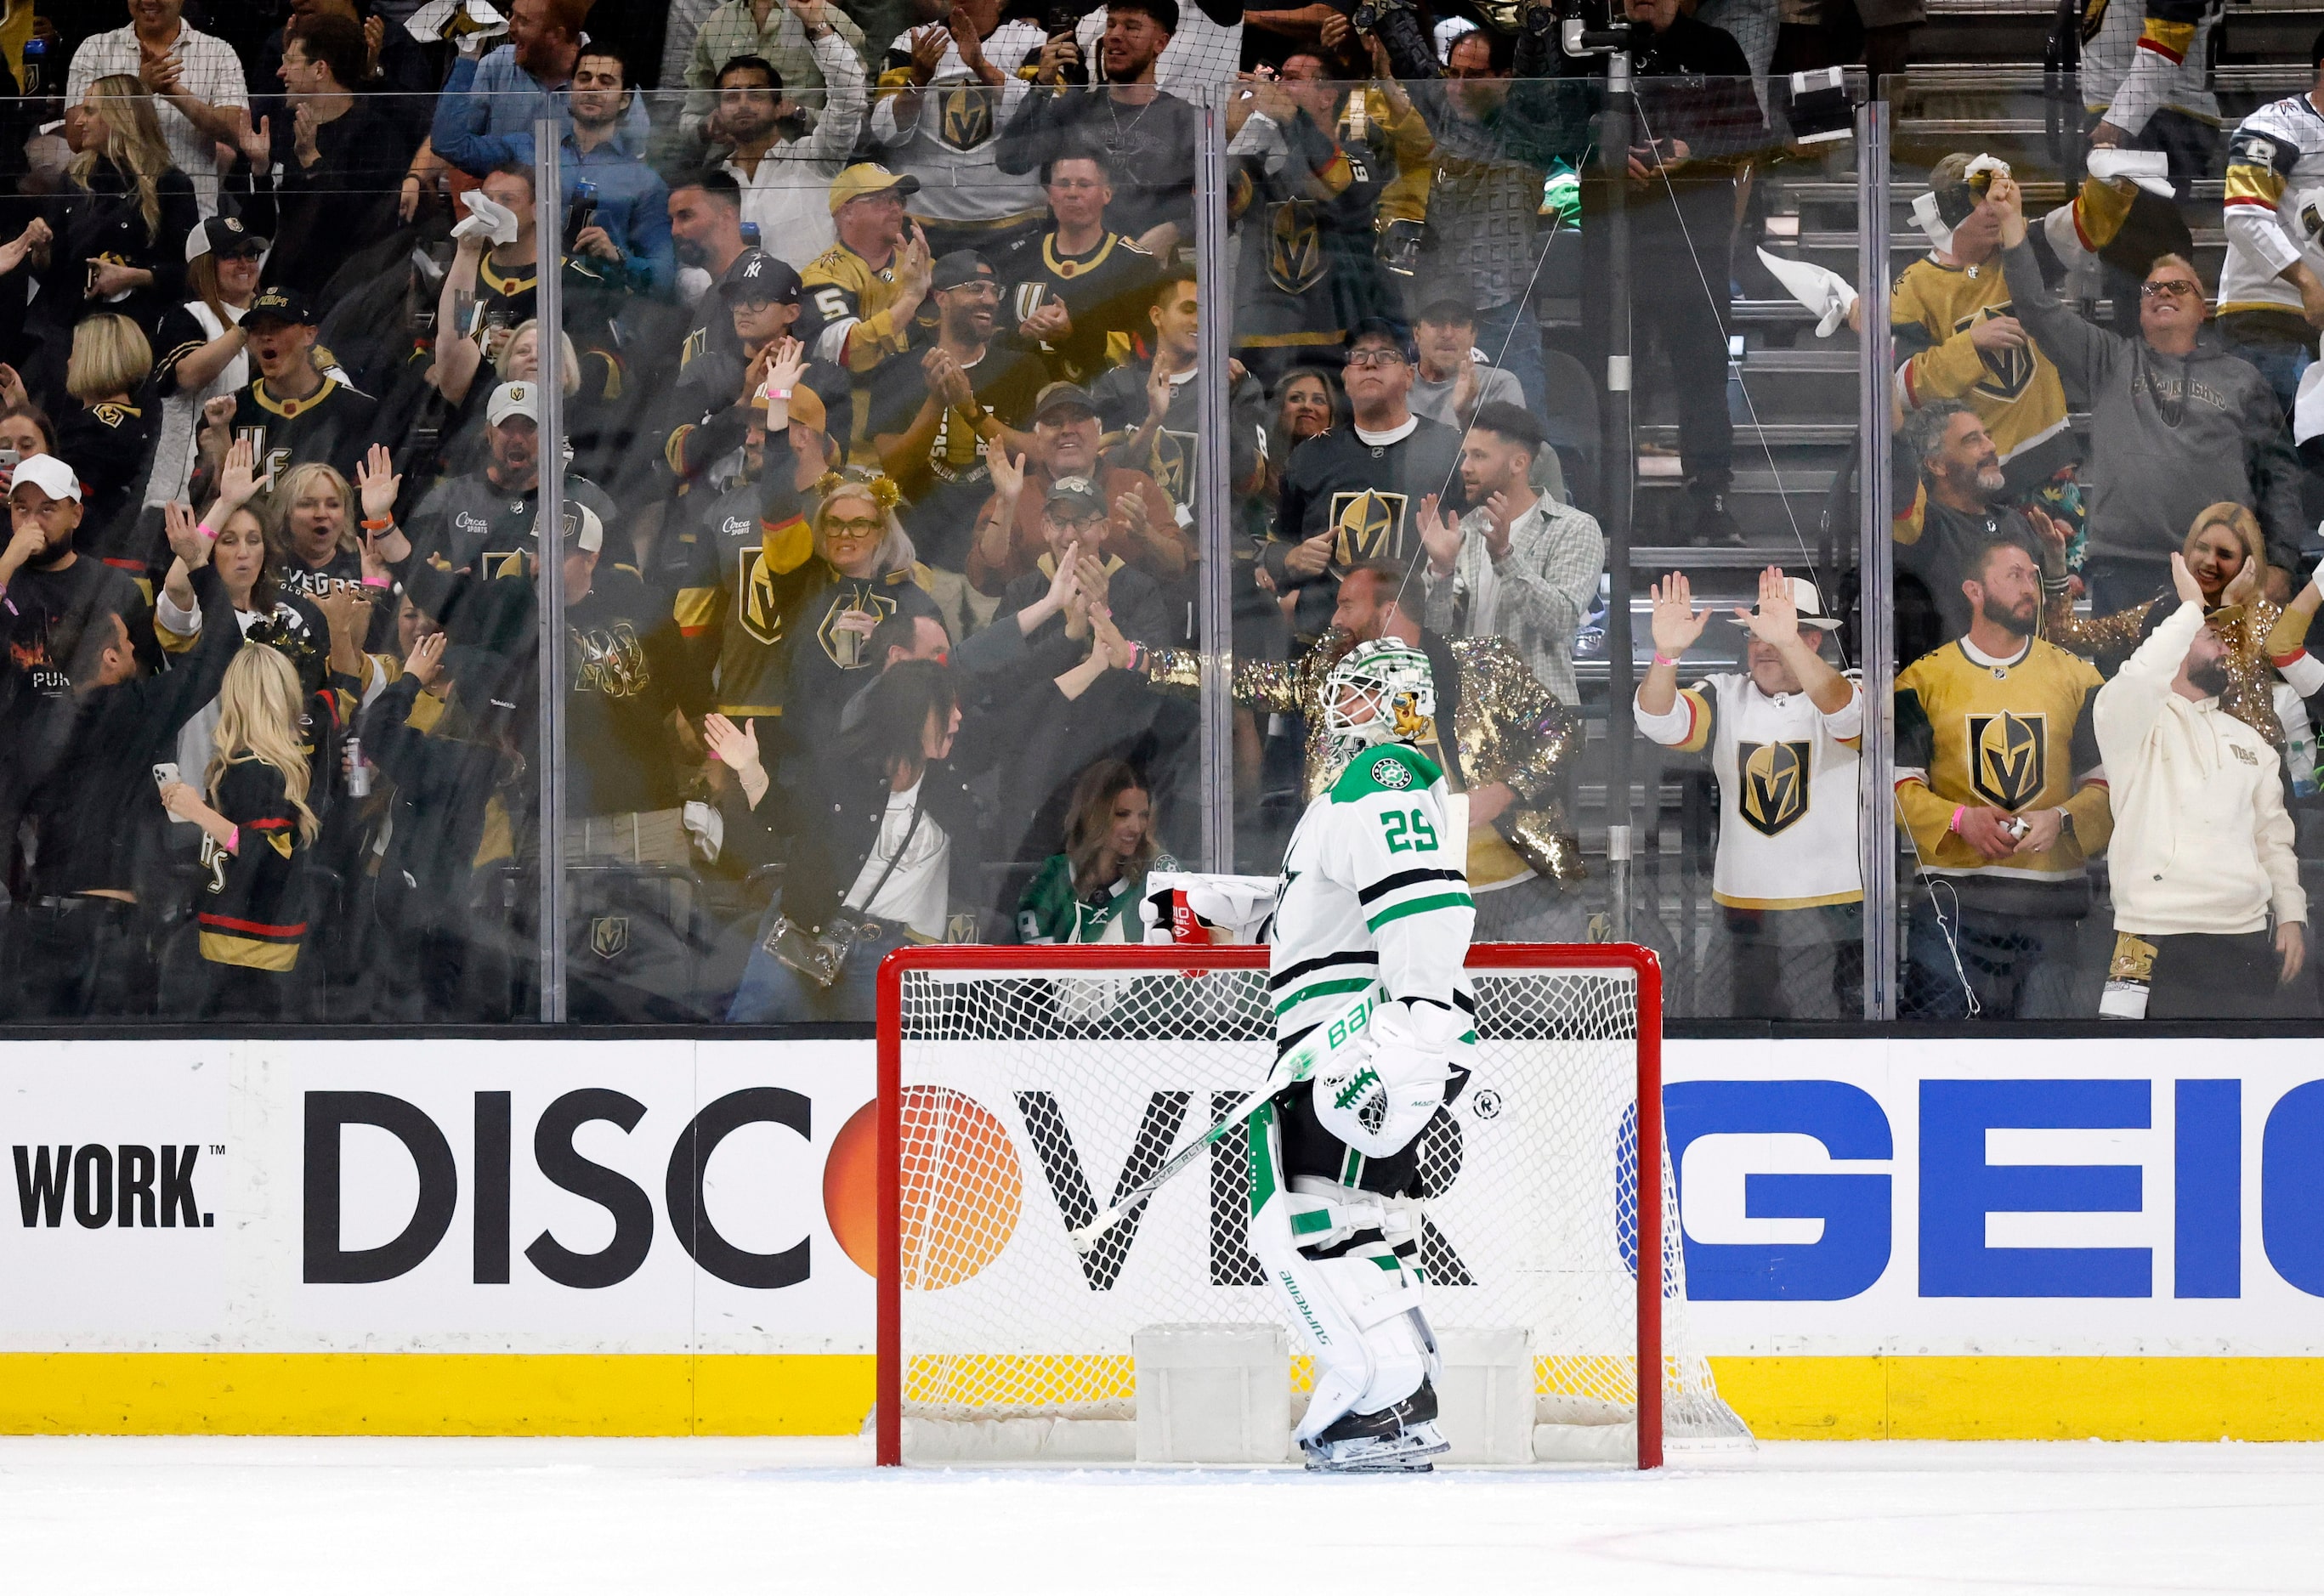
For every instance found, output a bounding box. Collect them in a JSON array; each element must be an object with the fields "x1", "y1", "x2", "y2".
[{"x1": 1136, "y1": 556, "x2": 1589, "y2": 940}]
